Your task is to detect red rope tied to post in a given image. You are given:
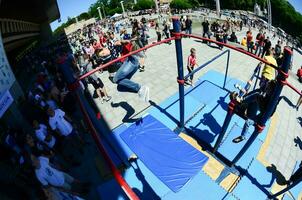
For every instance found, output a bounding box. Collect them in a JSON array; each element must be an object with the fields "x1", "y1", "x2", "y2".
[
  {"x1": 67, "y1": 81, "x2": 80, "y2": 92},
  {"x1": 76, "y1": 93, "x2": 139, "y2": 200},
  {"x1": 228, "y1": 100, "x2": 237, "y2": 115},
  {"x1": 177, "y1": 78, "x2": 185, "y2": 85},
  {"x1": 255, "y1": 123, "x2": 265, "y2": 133},
  {"x1": 172, "y1": 32, "x2": 182, "y2": 39},
  {"x1": 279, "y1": 70, "x2": 289, "y2": 79}
]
